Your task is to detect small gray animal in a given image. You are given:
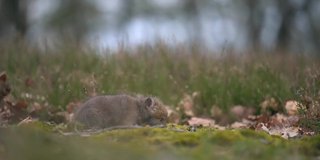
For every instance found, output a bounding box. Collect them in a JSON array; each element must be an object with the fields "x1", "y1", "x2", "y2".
[{"x1": 73, "y1": 95, "x2": 168, "y2": 129}]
